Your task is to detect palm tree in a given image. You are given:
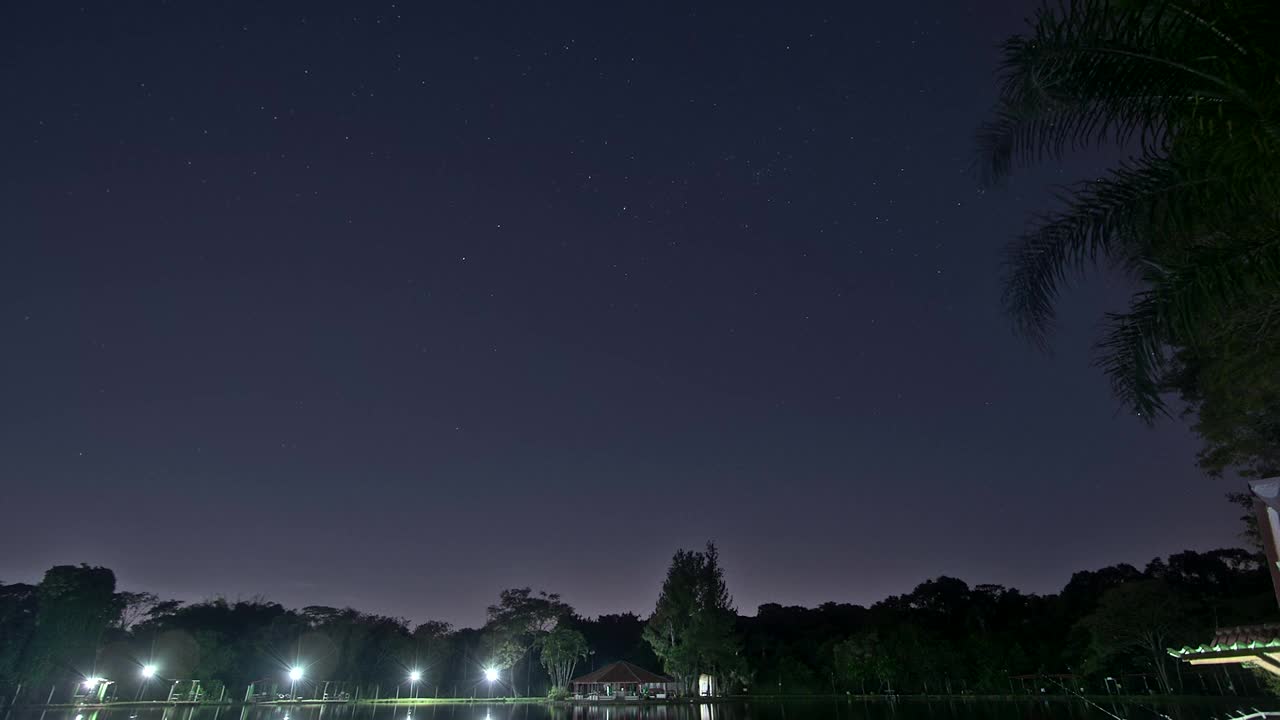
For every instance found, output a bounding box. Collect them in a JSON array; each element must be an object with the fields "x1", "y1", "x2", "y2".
[{"x1": 977, "y1": 0, "x2": 1280, "y2": 419}]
